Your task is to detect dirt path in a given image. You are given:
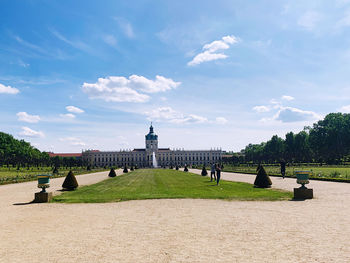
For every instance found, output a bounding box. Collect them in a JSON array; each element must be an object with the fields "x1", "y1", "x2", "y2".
[{"x1": 0, "y1": 169, "x2": 349, "y2": 263}]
